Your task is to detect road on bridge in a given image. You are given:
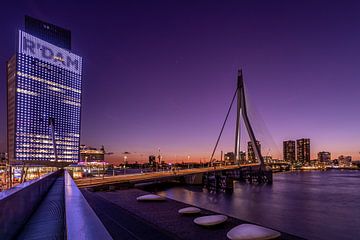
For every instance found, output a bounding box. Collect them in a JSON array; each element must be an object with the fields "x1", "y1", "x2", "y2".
[{"x1": 75, "y1": 164, "x2": 259, "y2": 188}]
